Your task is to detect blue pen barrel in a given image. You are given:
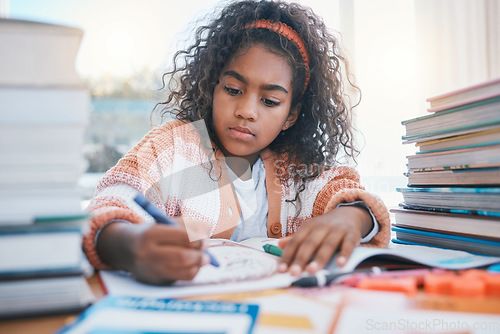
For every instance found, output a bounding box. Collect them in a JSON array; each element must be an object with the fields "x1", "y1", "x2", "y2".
[{"x1": 134, "y1": 193, "x2": 173, "y2": 225}]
